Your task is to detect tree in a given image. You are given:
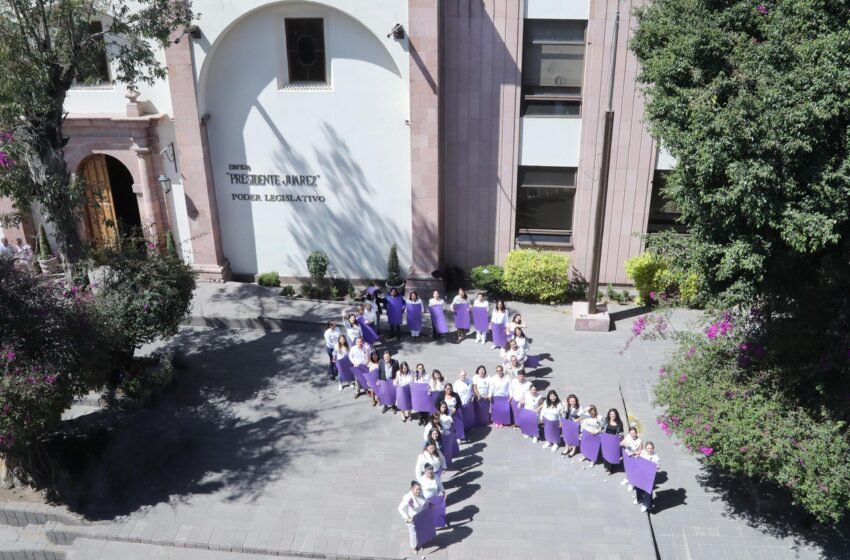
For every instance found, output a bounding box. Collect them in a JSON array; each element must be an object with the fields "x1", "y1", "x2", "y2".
[{"x1": 0, "y1": 0, "x2": 194, "y2": 269}]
